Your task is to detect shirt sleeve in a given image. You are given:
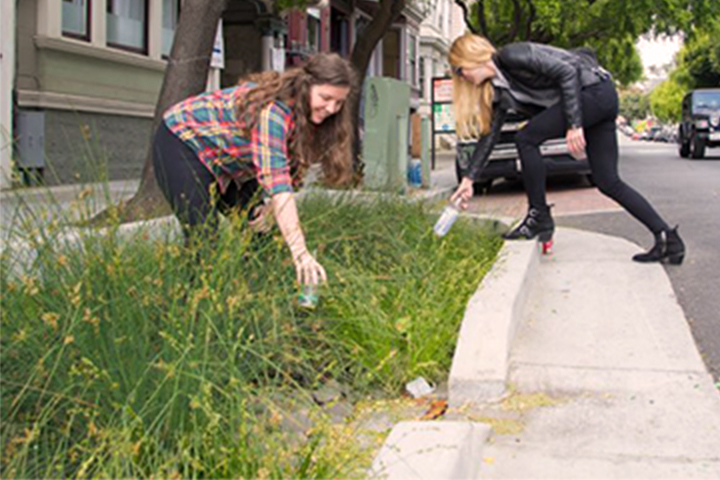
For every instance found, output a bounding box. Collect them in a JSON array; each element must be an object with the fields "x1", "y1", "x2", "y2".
[{"x1": 251, "y1": 102, "x2": 294, "y2": 196}]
